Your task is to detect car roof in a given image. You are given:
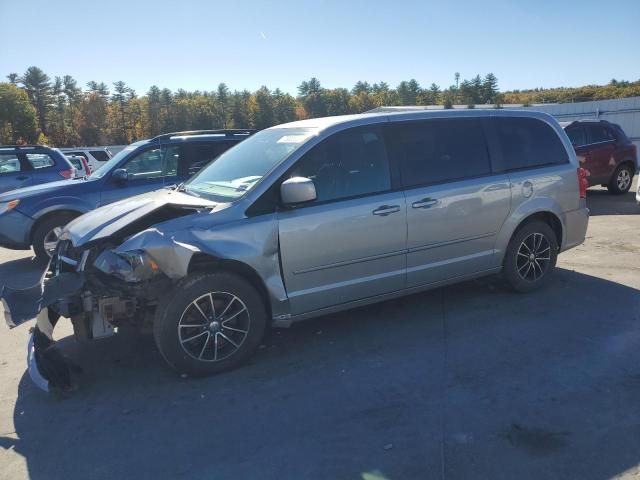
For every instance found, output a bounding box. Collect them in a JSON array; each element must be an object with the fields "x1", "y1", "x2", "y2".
[{"x1": 271, "y1": 108, "x2": 559, "y2": 133}]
